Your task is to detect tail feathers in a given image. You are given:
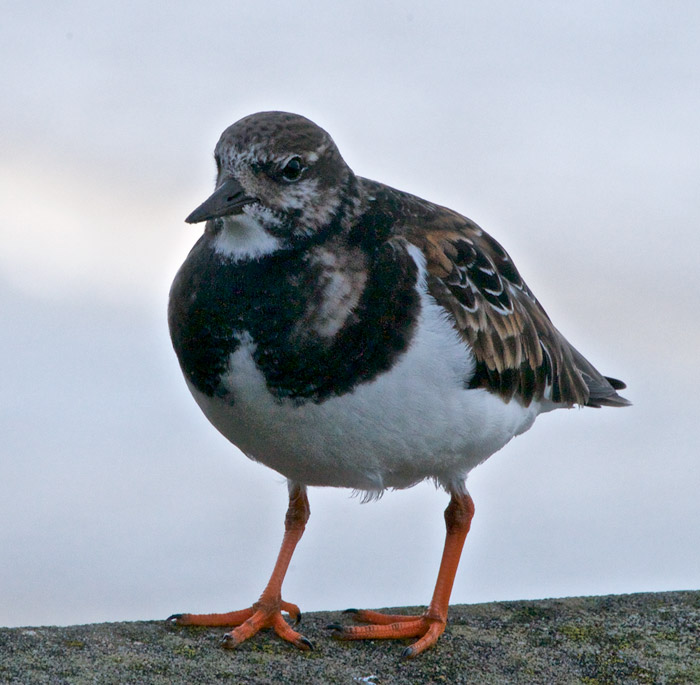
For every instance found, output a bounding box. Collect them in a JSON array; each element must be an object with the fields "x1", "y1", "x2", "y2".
[
  {"x1": 583, "y1": 373, "x2": 631, "y2": 408},
  {"x1": 568, "y1": 346, "x2": 631, "y2": 408},
  {"x1": 605, "y1": 376, "x2": 627, "y2": 391}
]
